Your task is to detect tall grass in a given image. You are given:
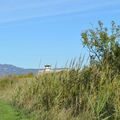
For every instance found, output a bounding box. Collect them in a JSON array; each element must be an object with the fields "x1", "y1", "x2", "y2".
[
  {"x1": 0, "y1": 74, "x2": 34, "y2": 100},
  {"x1": 10, "y1": 59, "x2": 120, "y2": 120}
]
